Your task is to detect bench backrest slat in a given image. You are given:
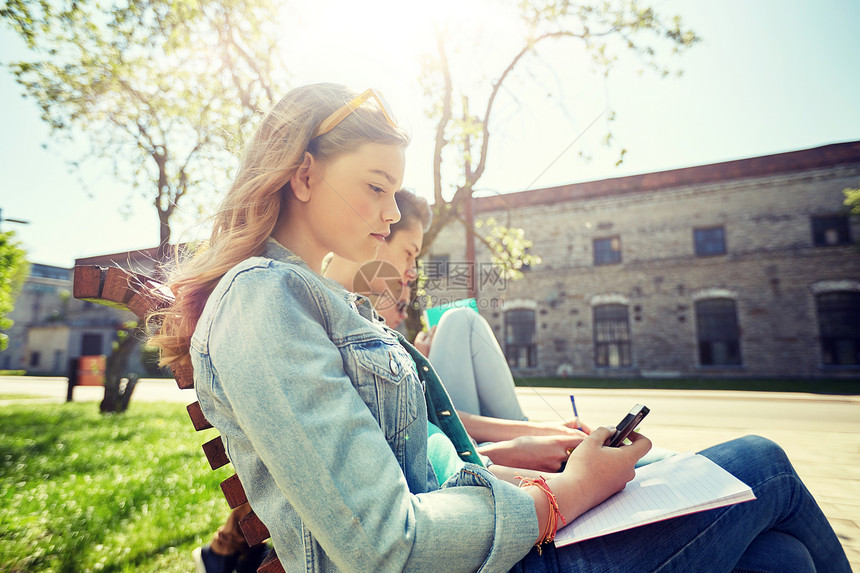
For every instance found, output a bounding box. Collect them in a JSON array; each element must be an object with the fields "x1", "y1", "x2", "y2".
[{"x1": 187, "y1": 402, "x2": 213, "y2": 431}]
